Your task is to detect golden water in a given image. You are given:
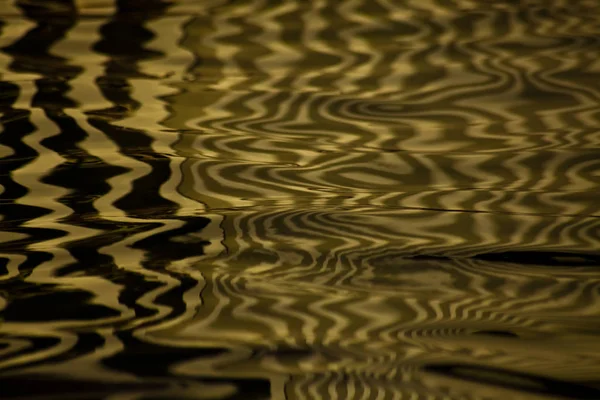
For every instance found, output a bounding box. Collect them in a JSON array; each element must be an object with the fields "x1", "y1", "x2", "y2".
[{"x1": 1, "y1": 0, "x2": 599, "y2": 398}]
